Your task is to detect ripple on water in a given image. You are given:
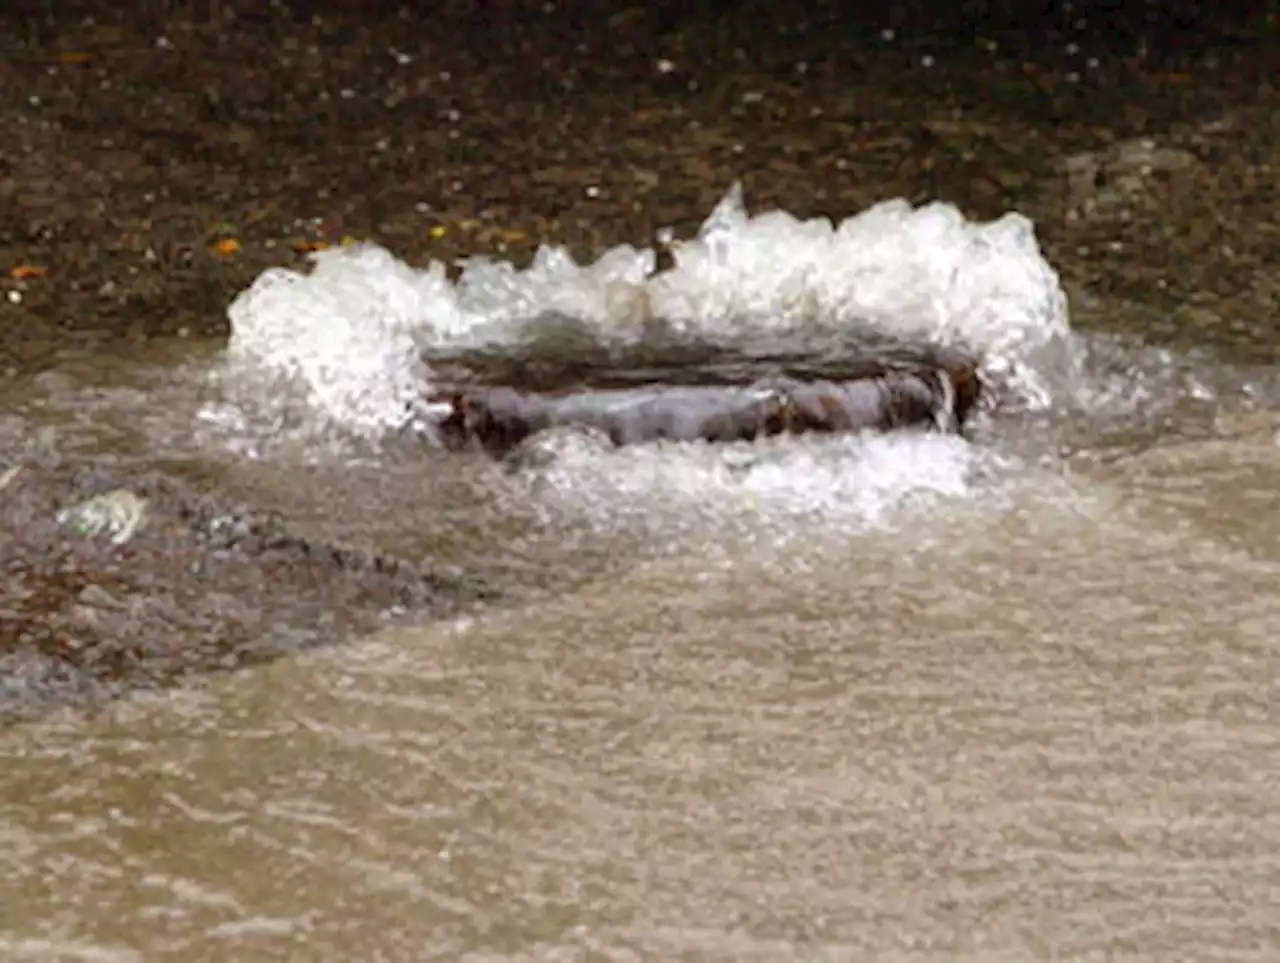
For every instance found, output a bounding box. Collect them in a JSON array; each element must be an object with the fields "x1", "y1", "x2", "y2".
[
  {"x1": 3, "y1": 175, "x2": 1280, "y2": 961},
  {"x1": 4, "y1": 445, "x2": 1277, "y2": 960}
]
